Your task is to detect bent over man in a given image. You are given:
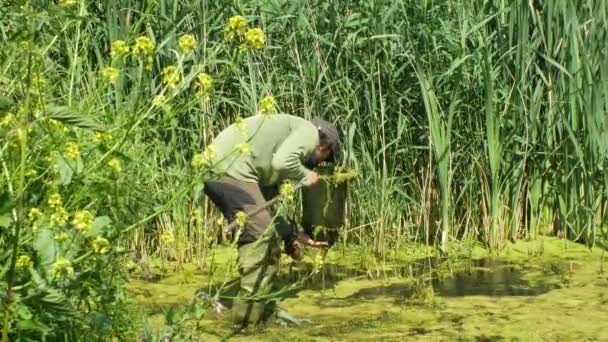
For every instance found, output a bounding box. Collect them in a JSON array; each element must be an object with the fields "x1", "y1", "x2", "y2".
[{"x1": 203, "y1": 114, "x2": 340, "y2": 328}]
